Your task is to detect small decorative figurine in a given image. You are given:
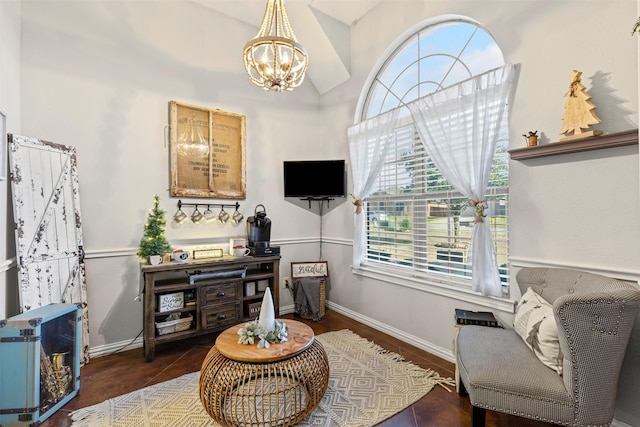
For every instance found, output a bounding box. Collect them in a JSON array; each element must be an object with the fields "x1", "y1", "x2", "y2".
[{"x1": 522, "y1": 131, "x2": 538, "y2": 147}]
